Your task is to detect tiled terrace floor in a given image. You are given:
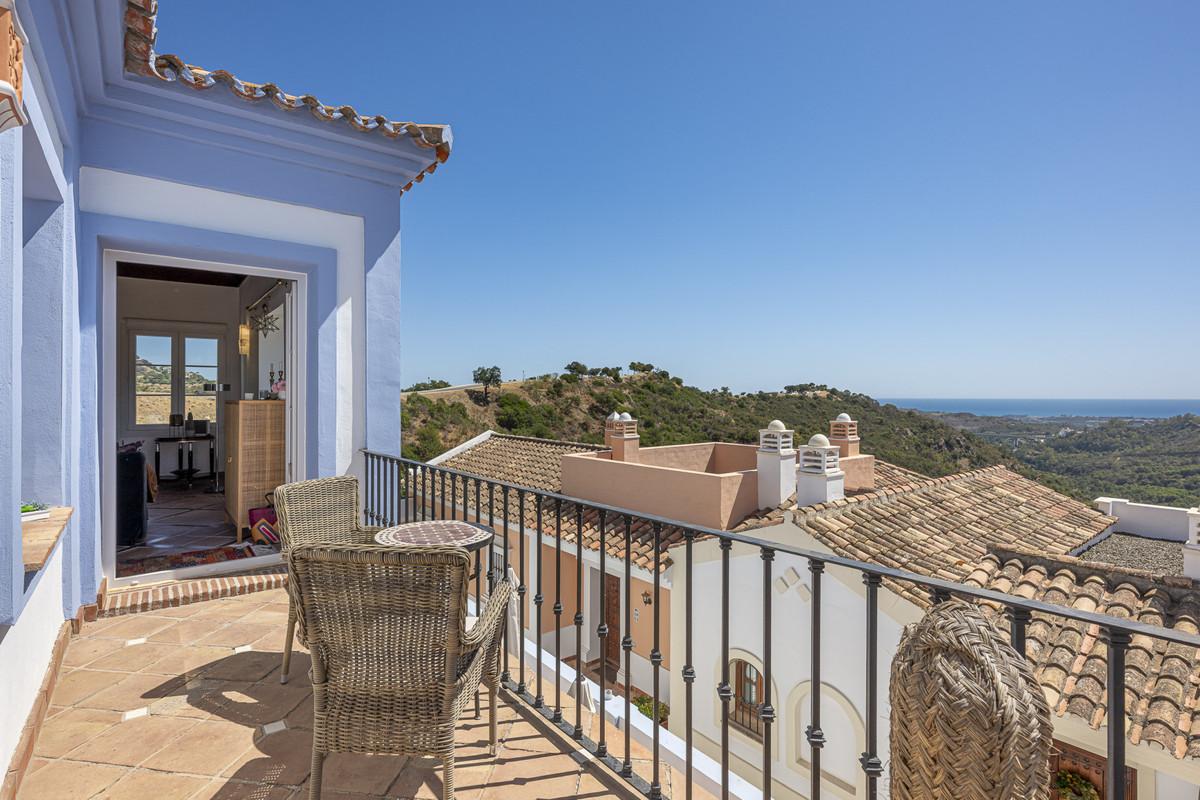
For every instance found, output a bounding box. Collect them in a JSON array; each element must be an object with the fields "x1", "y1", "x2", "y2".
[{"x1": 22, "y1": 587, "x2": 693, "y2": 799}]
